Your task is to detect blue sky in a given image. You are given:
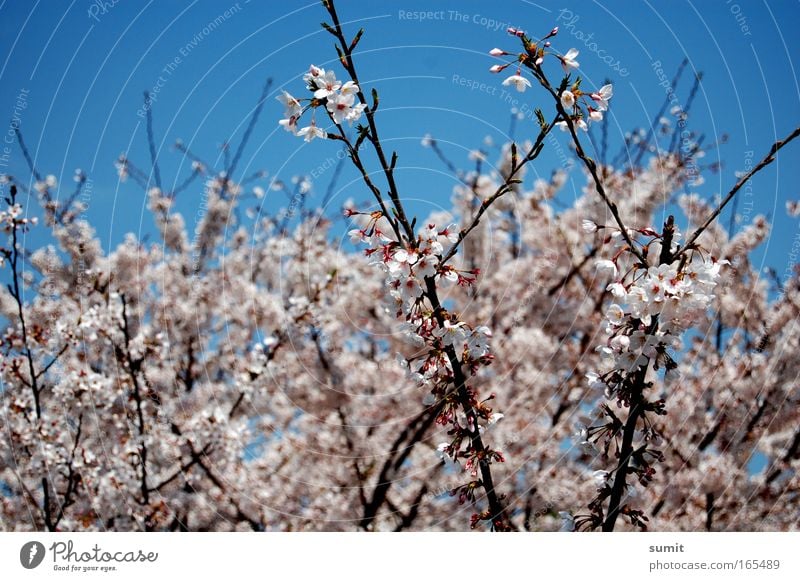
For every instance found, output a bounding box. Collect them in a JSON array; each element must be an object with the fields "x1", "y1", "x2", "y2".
[{"x1": 0, "y1": 0, "x2": 798, "y2": 276}]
